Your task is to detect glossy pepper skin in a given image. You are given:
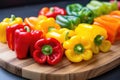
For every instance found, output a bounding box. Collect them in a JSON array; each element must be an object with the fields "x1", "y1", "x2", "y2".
[
  {"x1": 14, "y1": 26, "x2": 43, "y2": 59},
  {"x1": 63, "y1": 35, "x2": 93, "y2": 62},
  {"x1": 33, "y1": 38, "x2": 63, "y2": 65},
  {"x1": 46, "y1": 28, "x2": 75, "y2": 44},
  {"x1": 38, "y1": 6, "x2": 66, "y2": 18},
  {"x1": 0, "y1": 15, "x2": 23, "y2": 43},
  {"x1": 66, "y1": 3, "x2": 83, "y2": 16},
  {"x1": 86, "y1": 0, "x2": 118, "y2": 17},
  {"x1": 56, "y1": 15, "x2": 80, "y2": 30},
  {"x1": 78, "y1": 7, "x2": 94, "y2": 24},
  {"x1": 6, "y1": 24, "x2": 24, "y2": 51},
  {"x1": 75, "y1": 24, "x2": 111, "y2": 54}
]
